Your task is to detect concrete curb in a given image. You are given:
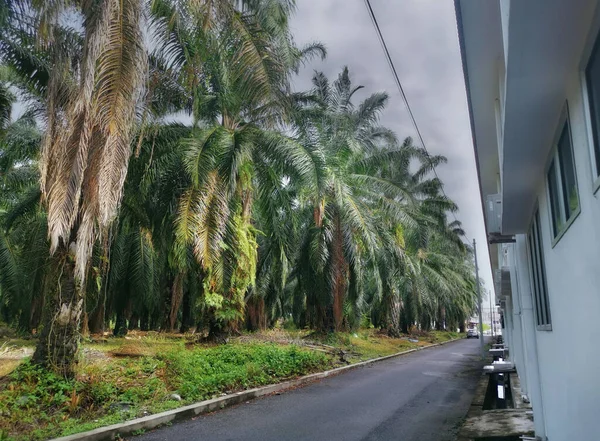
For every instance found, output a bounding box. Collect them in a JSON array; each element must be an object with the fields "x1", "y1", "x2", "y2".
[{"x1": 51, "y1": 337, "x2": 463, "y2": 441}]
